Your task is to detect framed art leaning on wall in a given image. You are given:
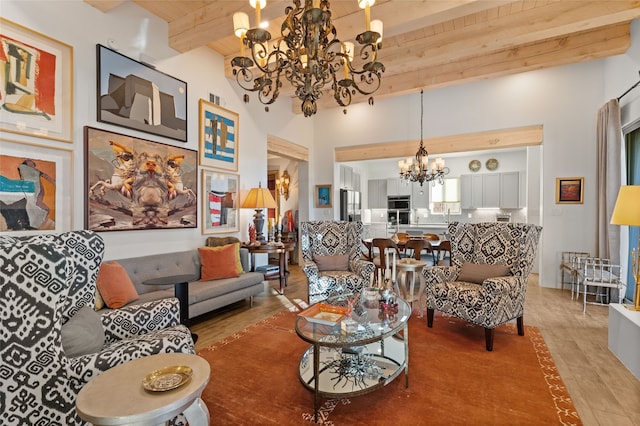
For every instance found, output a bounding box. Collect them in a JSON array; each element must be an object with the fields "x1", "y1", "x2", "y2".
[
  {"x1": 0, "y1": 18, "x2": 73, "y2": 142},
  {"x1": 84, "y1": 126, "x2": 197, "y2": 231}
]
